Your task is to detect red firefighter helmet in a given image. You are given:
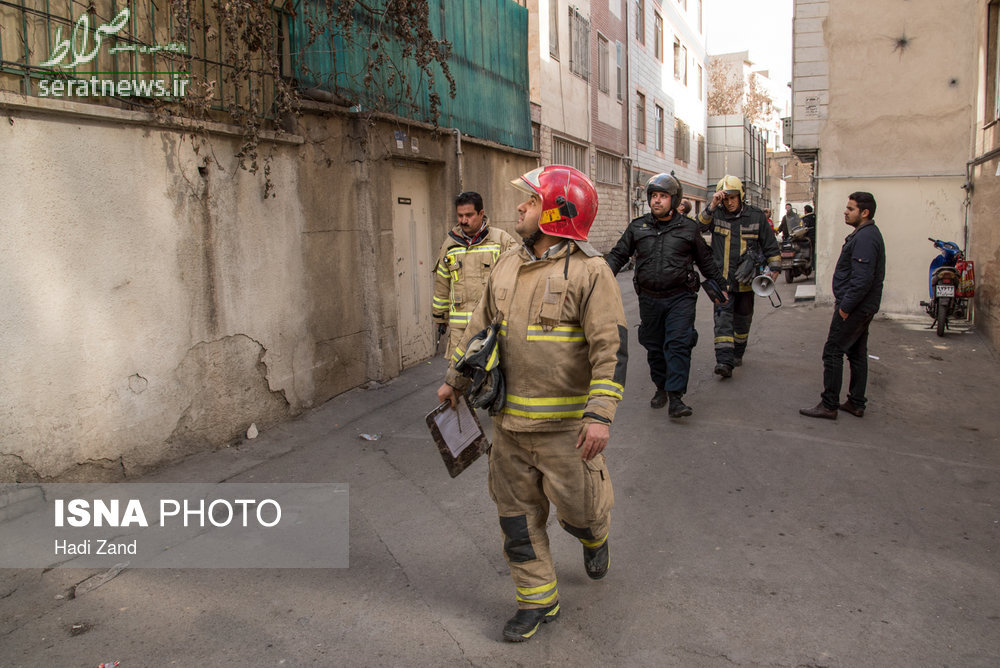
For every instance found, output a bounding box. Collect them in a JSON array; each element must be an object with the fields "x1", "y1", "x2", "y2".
[{"x1": 510, "y1": 165, "x2": 598, "y2": 241}]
